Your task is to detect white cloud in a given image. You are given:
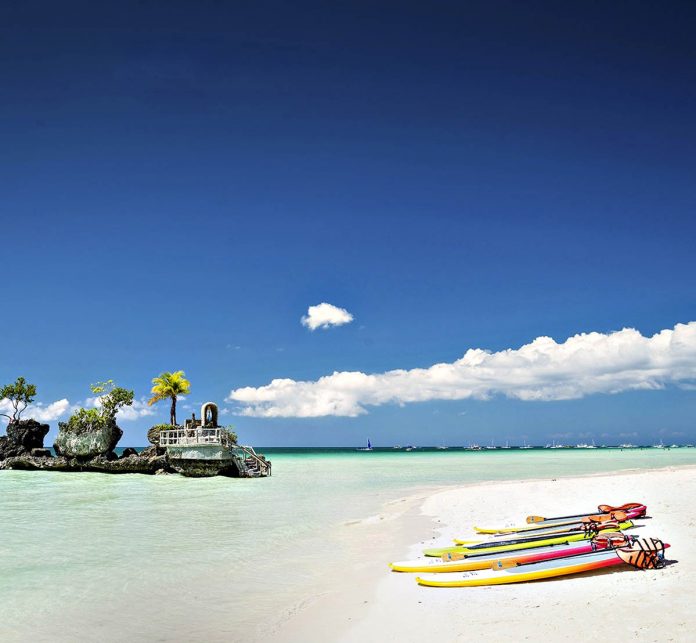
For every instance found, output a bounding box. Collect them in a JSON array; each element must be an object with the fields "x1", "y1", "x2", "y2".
[
  {"x1": 301, "y1": 302, "x2": 354, "y2": 331},
  {"x1": 84, "y1": 395, "x2": 156, "y2": 422},
  {"x1": 0, "y1": 398, "x2": 73, "y2": 424},
  {"x1": 228, "y1": 321, "x2": 696, "y2": 418},
  {"x1": 116, "y1": 398, "x2": 156, "y2": 422},
  {"x1": 31, "y1": 399, "x2": 73, "y2": 422}
]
